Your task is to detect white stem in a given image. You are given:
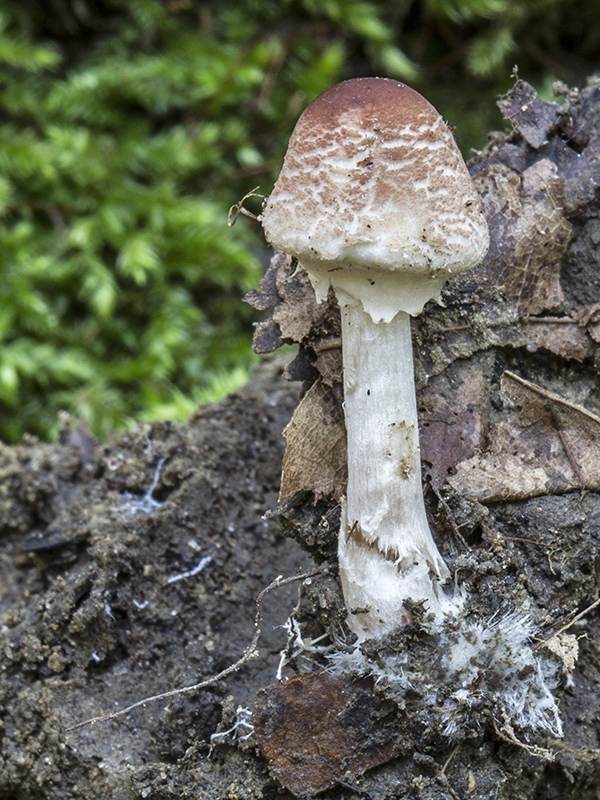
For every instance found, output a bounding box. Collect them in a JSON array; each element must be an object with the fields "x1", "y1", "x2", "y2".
[{"x1": 338, "y1": 303, "x2": 459, "y2": 639}]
